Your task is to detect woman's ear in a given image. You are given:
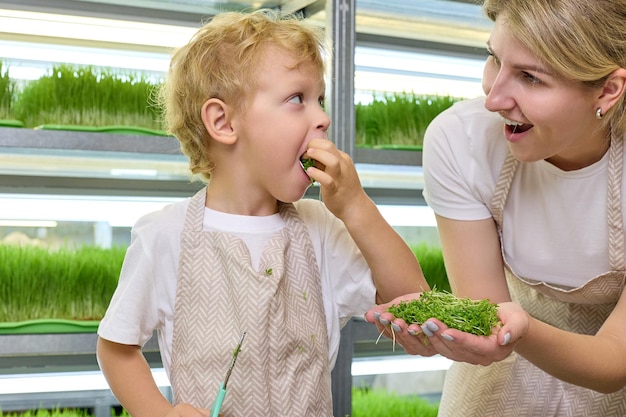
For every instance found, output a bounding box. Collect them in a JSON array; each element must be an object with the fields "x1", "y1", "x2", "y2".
[
  {"x1": 597, "y1": 68, "x2": 626, "y2": 113},
  {"x1": 201, "y1": 98, "x2": 237, "y2": 145}
]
